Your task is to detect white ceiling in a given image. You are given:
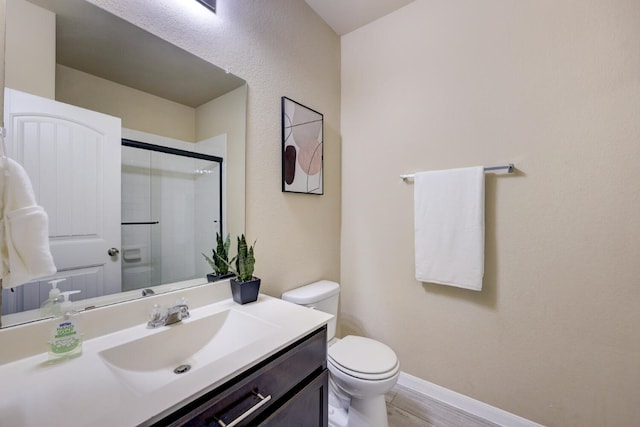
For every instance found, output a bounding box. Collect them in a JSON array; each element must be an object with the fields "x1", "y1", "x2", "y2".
[{"x1": 304, "y1": 0, "x2": 416, "y2": 35}]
